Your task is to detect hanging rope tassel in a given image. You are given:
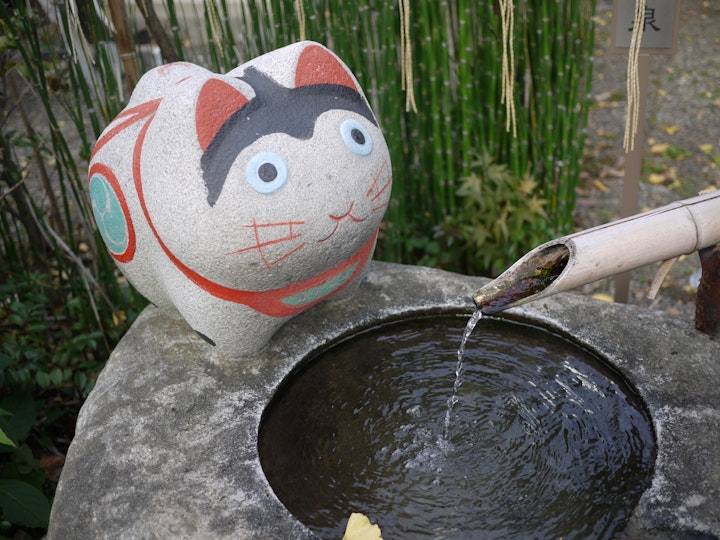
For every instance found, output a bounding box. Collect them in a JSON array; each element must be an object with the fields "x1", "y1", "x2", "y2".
[
  {"x1": 399, "y1": 0, "x2": 417, "y2": 113},
  {"x1": 205, "y1": 0, "x2": 225, "y2": 62},
  {"x1": 499, "y1": 0, "x2": 517, "y2": 137},
  {"x1": 624, "y1": 0, "x2": 646, "y2": 152},
  {"x1": 295, "y1": 0, "x2": 306, "y2": 42}
]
